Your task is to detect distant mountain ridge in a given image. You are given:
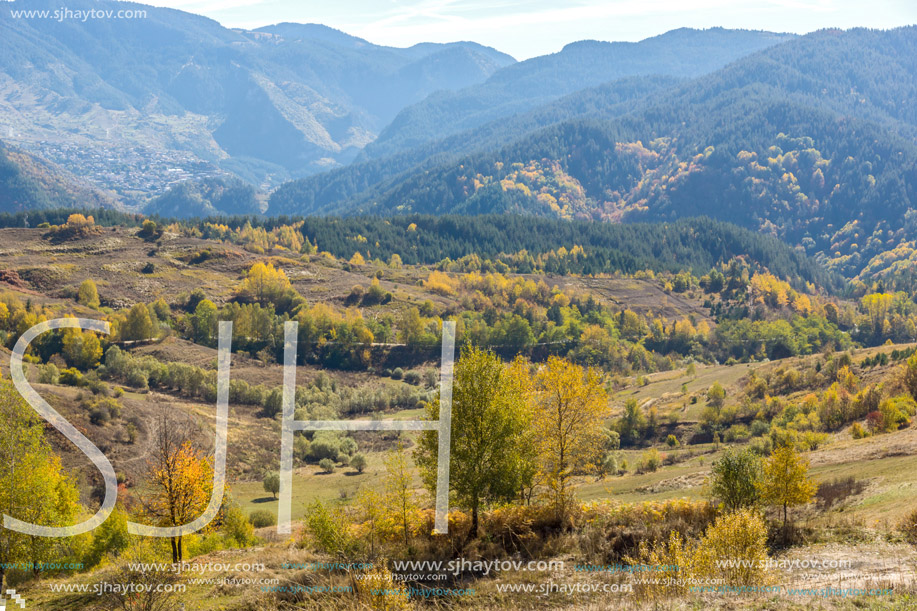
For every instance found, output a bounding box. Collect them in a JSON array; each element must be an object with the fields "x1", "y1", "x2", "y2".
[
  {"x1": 0, "y1": 0, "x2": 514, "y2": 197},
  {"x1": 360, "y1": 28, "x2": 796, "y2": 160},
  {"x1": 270, "y1": 26, "x2": 917, "y2": 280}
]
